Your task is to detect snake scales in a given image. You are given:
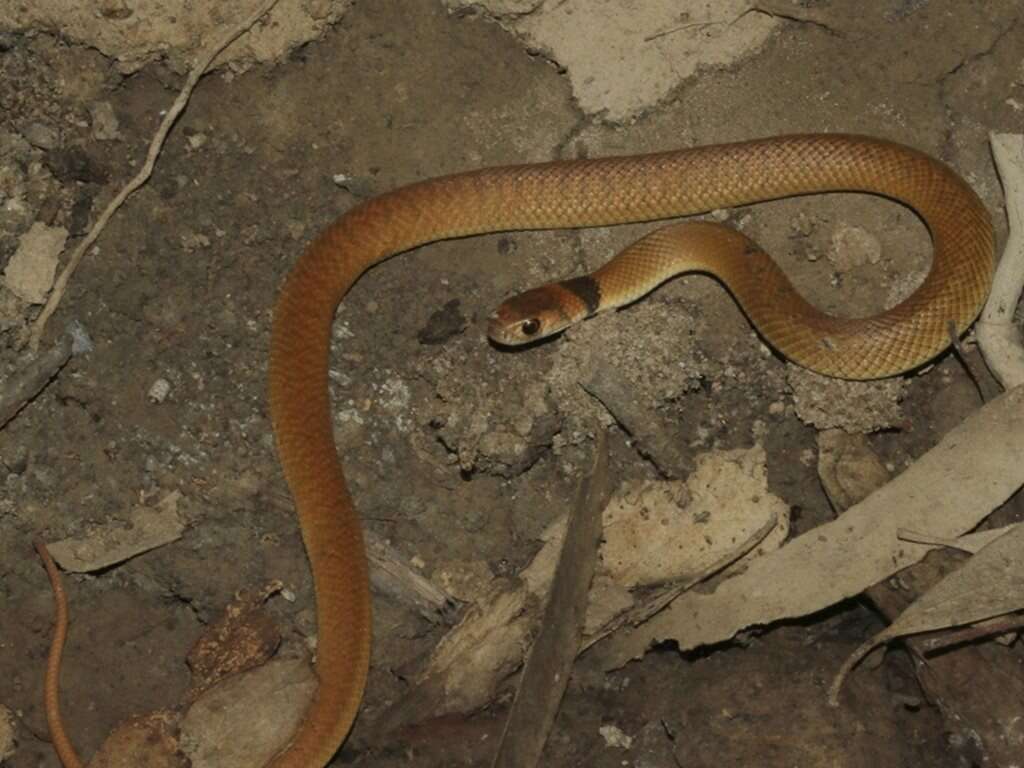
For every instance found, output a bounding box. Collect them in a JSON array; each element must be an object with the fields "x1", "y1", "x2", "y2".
[{"x1": 39, "y1": 135, "x2": 993, "y2": 767}]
